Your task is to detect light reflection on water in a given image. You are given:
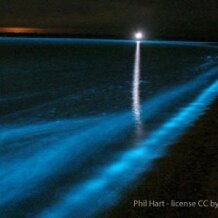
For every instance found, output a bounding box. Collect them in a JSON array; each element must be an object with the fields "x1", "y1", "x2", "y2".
[{"x1": 132, "y1": 41, "x2": 143, "y2": 138}]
